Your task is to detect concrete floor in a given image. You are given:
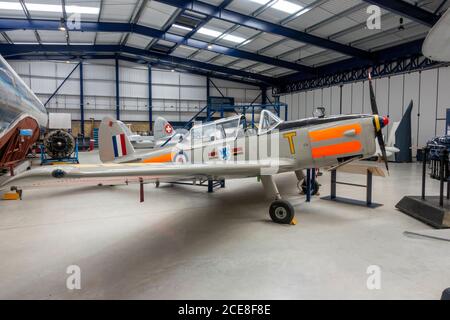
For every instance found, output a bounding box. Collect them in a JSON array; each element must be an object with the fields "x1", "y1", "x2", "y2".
[{"x1": 0, "y1": 151, "x2": 449, "y2": 300}]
